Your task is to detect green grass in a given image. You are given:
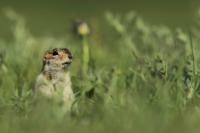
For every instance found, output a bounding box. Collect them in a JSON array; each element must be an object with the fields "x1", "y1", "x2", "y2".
[{"x1": 1, "y1": 9, "x2": 200, "y2": 133}]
